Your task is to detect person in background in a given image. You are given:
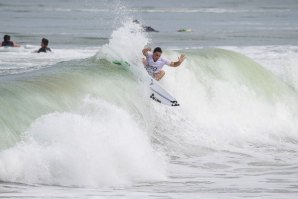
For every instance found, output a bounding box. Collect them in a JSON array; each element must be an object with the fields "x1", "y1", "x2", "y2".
[
  {"x1": 142, "y1": 47, "x2": 185, "y2": 81},
  {"x1": 133, "y1": 20, "x2": 159, "y2": 32},
  {"x1": 0, "y1": 35, "x2": 20, "y2": 47},
  {"x1": 37, "y1": 38, "x2": 51, "y2": 53}
]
